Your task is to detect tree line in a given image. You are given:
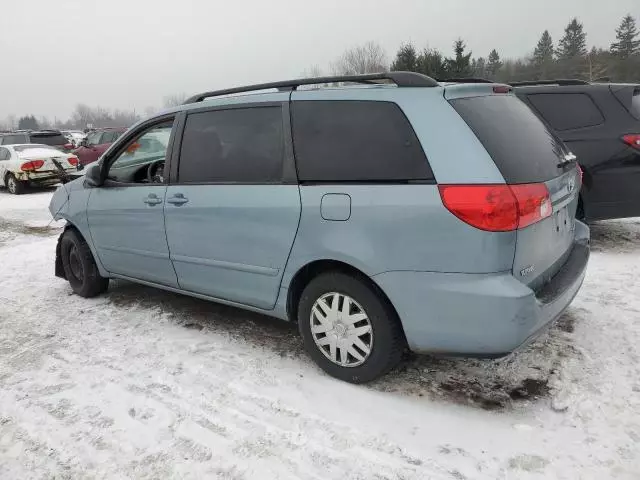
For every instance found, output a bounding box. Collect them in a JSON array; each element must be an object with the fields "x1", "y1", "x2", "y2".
[
  {"x1": 0, "y1": 95, "x2": 187, "y2": 132},
  {"x1": 323, "y1": 14, "x2": 640, "y2": 84},
  {"x1": 3, "y1": 14, "x2": 639, "y2": 131}
]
